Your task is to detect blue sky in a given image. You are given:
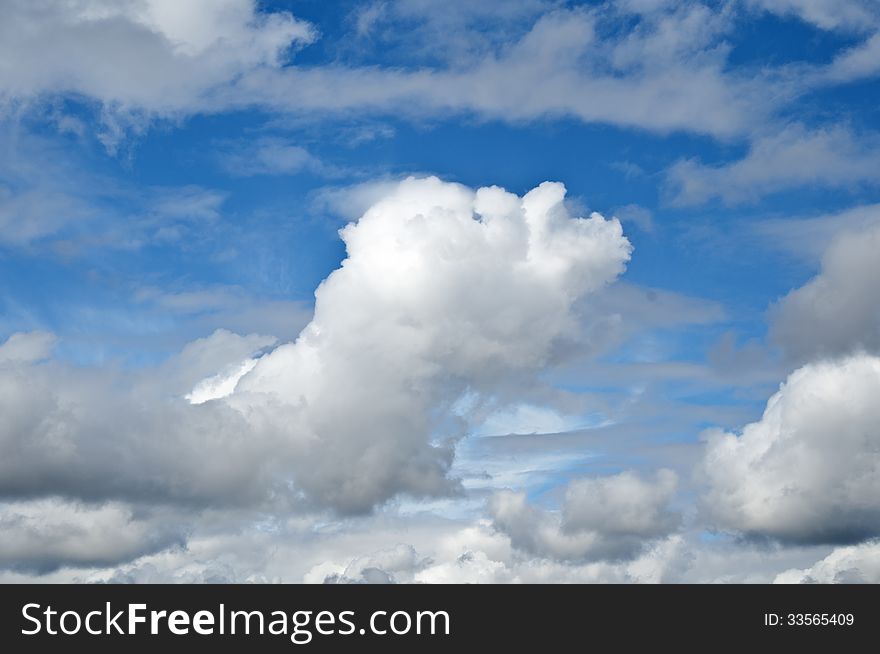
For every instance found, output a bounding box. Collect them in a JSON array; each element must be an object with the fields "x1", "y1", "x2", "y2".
[{"x1": 2, "y1": 0, "x2": 880, "y2": 582}]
